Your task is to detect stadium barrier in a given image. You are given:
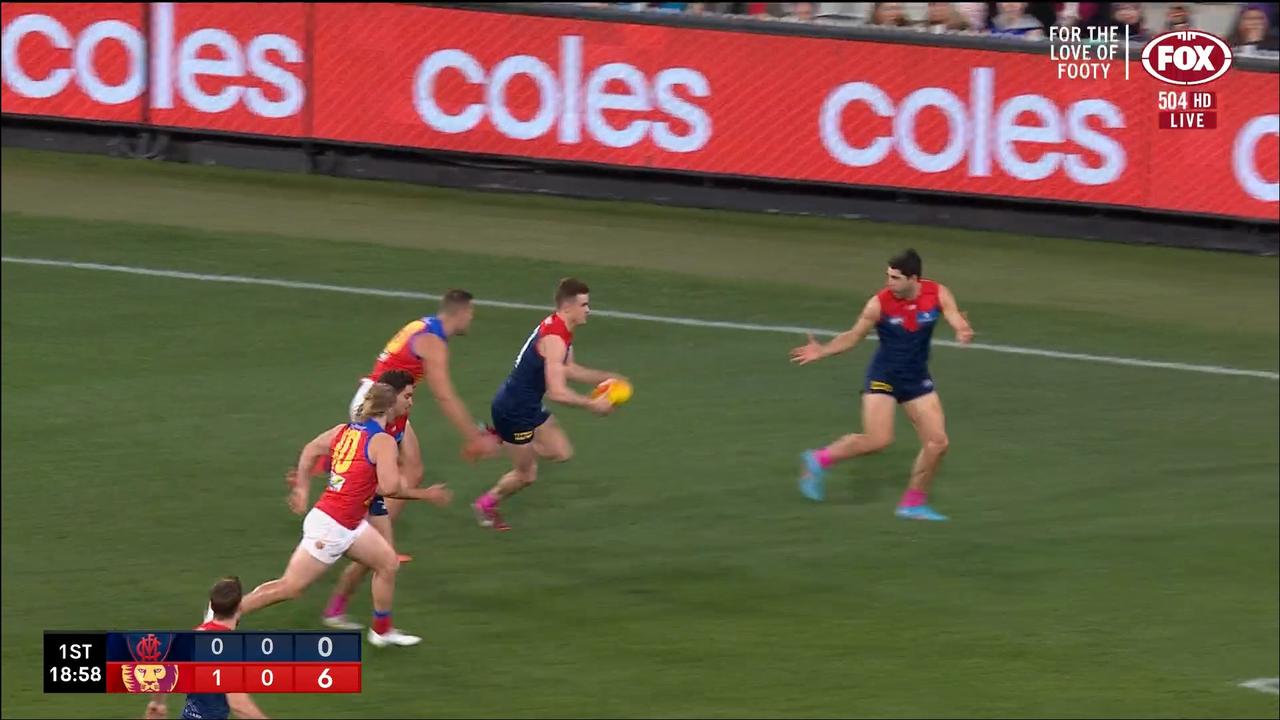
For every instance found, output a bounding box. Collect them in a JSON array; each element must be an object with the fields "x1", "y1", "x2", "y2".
[{"x1": 2, "y1": 2, "x2": 1277, "y2": 226}]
